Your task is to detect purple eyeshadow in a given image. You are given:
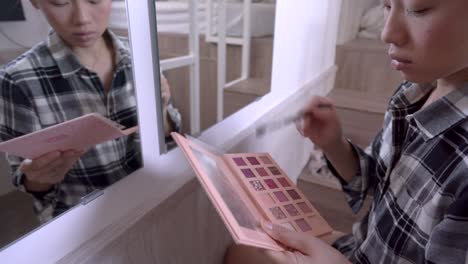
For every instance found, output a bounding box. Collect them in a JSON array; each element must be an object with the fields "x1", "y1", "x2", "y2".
[
  {"x1": 247, "y1": 157, "x2": 260, "y2": 165},
  {"x1": 273, "y1": 191, "x2": 289, "y2": 202},
  {"x1": 233, "y1": 157, "x2": 247, "y2": 166},
  {"x1": 255, "y1": 167, "x2": 269, "y2": 177},
  {"x1": 241, "y1": 168, "x2": 255, "y2": 178},
  {"x1": 287, "y1": 189, "x2": 301, "y2": 200},
  {"x1": 260, "y1": 156, "x2": 273, "y2": 164},
  {"x1": 264, "y1": 179, "x2": 278, "y2": 189},
  {"x1": 297, "y1": 202, "x2": 313, "y2": 214},
  {"x1": 277, "y1": 178, "x2": 291, "y2": 187},
  {"x1": 270, "y1": 206, "x2": 287, "y2": 220},
  {"x1": 250, "y1": 180, "x2": 265, "y2": 191},
  {"x1": 295, "y1": 218, "x2": 312, "y2": 232},
  {"x1": 268, "y1": 166, "x2": 281, "y2": 175},
  {"x1": 284, "y1": 204, "x2": 300, "y2": 217}
]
